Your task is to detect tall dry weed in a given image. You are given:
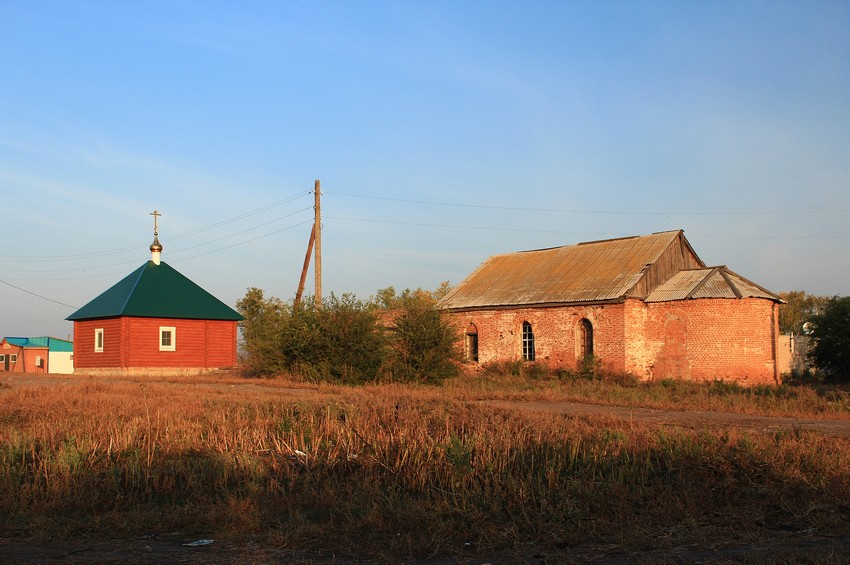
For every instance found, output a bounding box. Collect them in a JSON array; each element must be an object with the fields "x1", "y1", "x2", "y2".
[{"x1": 1, "y1": 376, "x2": 849, "y2": 559}]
